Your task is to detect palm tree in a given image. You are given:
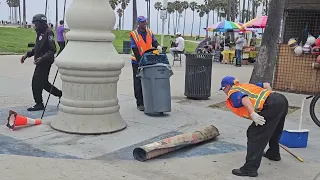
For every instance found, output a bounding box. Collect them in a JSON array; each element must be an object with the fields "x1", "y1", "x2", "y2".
[
  {"x1": 177, "y1": 5, "x2": 184, "y2": 32},
  {"x1": 197, "y1": 4, "x2": 205, "y2": 37},
  {"x1": 117, "y1": 8, "x2": 123, "y2": 30},
  {"x1": 181, "y1": 1, "x2": 188, "y2": 36},
  {"x1": 167, "y1": 2, "x2": 175, "y2": 34},
  {"x1": 109, "y1": 0, "x2": 119, "y2": 10},
  {"x1": 6, "y1": 0, "x2": 19, "y2": 24},
  {"x1": 189, "y1": 1, "x2": 197, "y2": 37},
  {"x1": 121, "y1": 0, "x2": 129, "y2": 30},
  {"x1": 154, "y1": 2, "x2": 162, "y2": 34},
  {"x1": 173, "y1": 1, "x2": 181, "y2": 33}
]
